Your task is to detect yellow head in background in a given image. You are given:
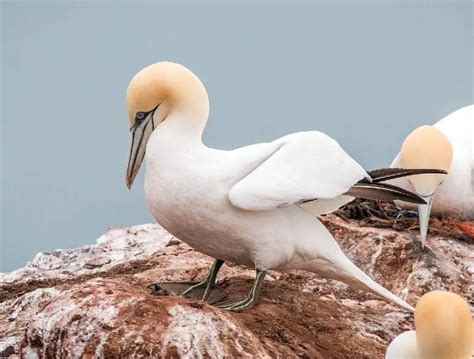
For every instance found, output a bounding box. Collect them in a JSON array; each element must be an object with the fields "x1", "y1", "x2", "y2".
[
  {"x1": 401, "y1": 125, "x2": 452, "y2": 196},
  {"x1": 415, "y1": 290, "x2": 473, "y2": 359}
]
